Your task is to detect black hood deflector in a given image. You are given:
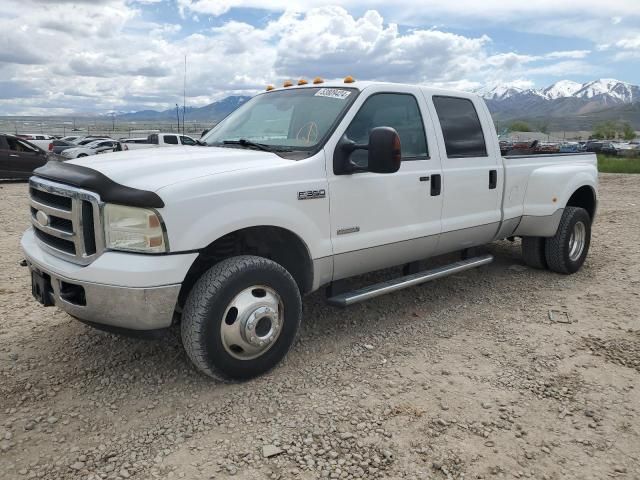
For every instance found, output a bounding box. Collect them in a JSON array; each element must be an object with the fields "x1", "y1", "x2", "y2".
[{"x1": 33, "y1": 161, "x2": 164, "y2": 208}]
